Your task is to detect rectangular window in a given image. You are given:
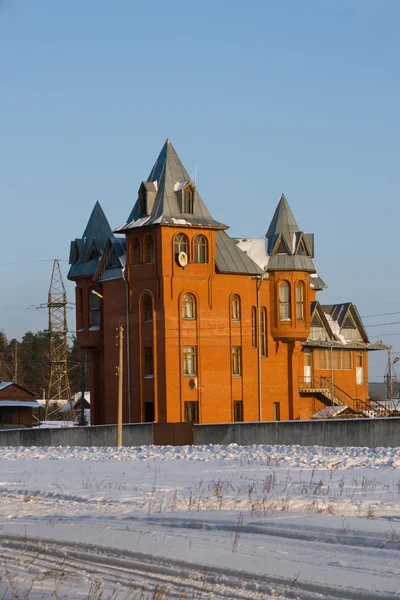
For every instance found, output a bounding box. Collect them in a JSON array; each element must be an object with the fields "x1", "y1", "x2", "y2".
[
  {"x1": 273, "y1": 402, "x2": 281, "y2": 421},
  {"x1": 184, "y1": 401, "x2": 199, "y2": 423},
  {"x1": 316, "y1": 349, "x2": 353, "y2": 370},
  {"x1": 77, "y1": 288, "x2": 84, "y2": 330},
  {"x1": 89, "y1": 291, "x2": 100, "y2": 328},
  {"x1": 144, "y1": 347, "x2": 154, "y2": 377},
  {"x1": 144, "y1": 402, "x2": 155, "y2": 422},
  {"x1": 232, "y1": 346, "x2": 242, "y2": 376},
  {"x1": 183, "y1": 346, "x2": 197, "y2": 376},
  {"x1": 233, "y1": 400, "x2": 243, "y2": 422}
]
